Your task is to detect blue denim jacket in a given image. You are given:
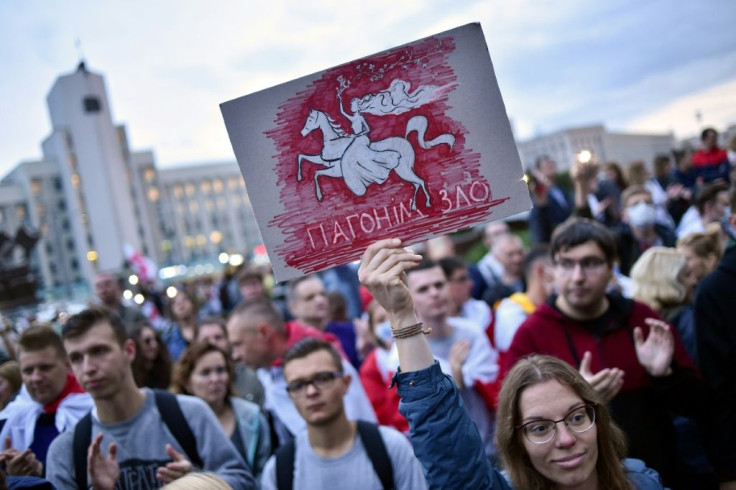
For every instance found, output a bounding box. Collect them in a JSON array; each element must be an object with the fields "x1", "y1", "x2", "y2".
[{"x1": 393, "y1": 362, "x2": 664, "y2": 490}]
